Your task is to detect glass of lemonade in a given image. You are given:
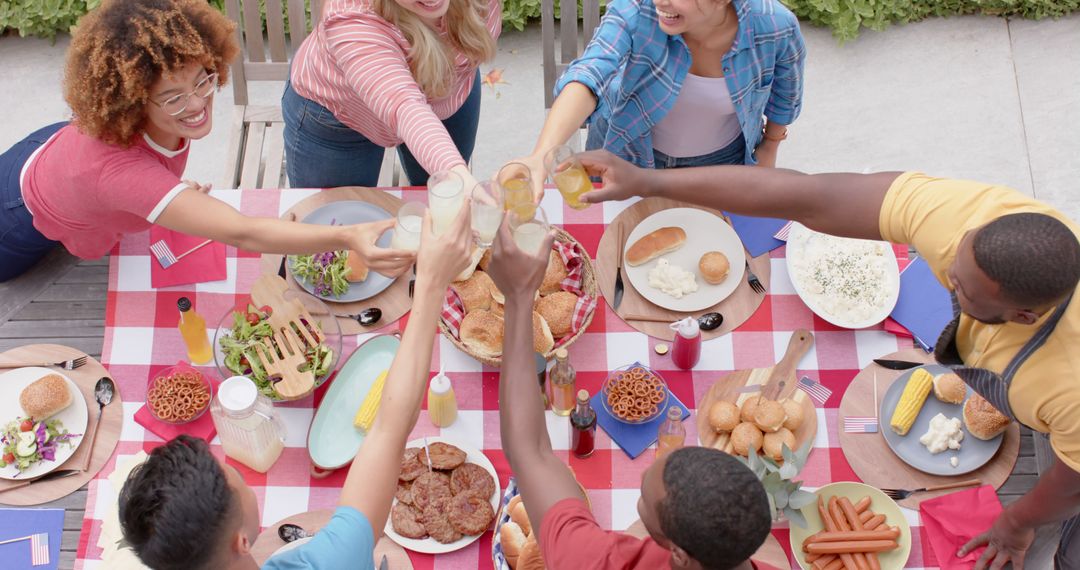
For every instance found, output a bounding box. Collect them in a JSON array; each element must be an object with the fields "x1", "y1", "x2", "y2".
[
  {"x1": 510, "y1": 205, "x2": 550, "y2": 256},
  {"x1": 544, "y1": 144, "x2": 593, "y2": 210},
  {"x1": 470, "y1": 180, "x2": 504, "y2": 248},
  {"x1": 390, "y1": 201, "x2": 425, "y2": 252},
  {"x1": 498, "y1": 162, "x2": 537, "y2": 222},
  {"x1": 427, "y1": 170, "x2": 465, "y2": 236}
]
